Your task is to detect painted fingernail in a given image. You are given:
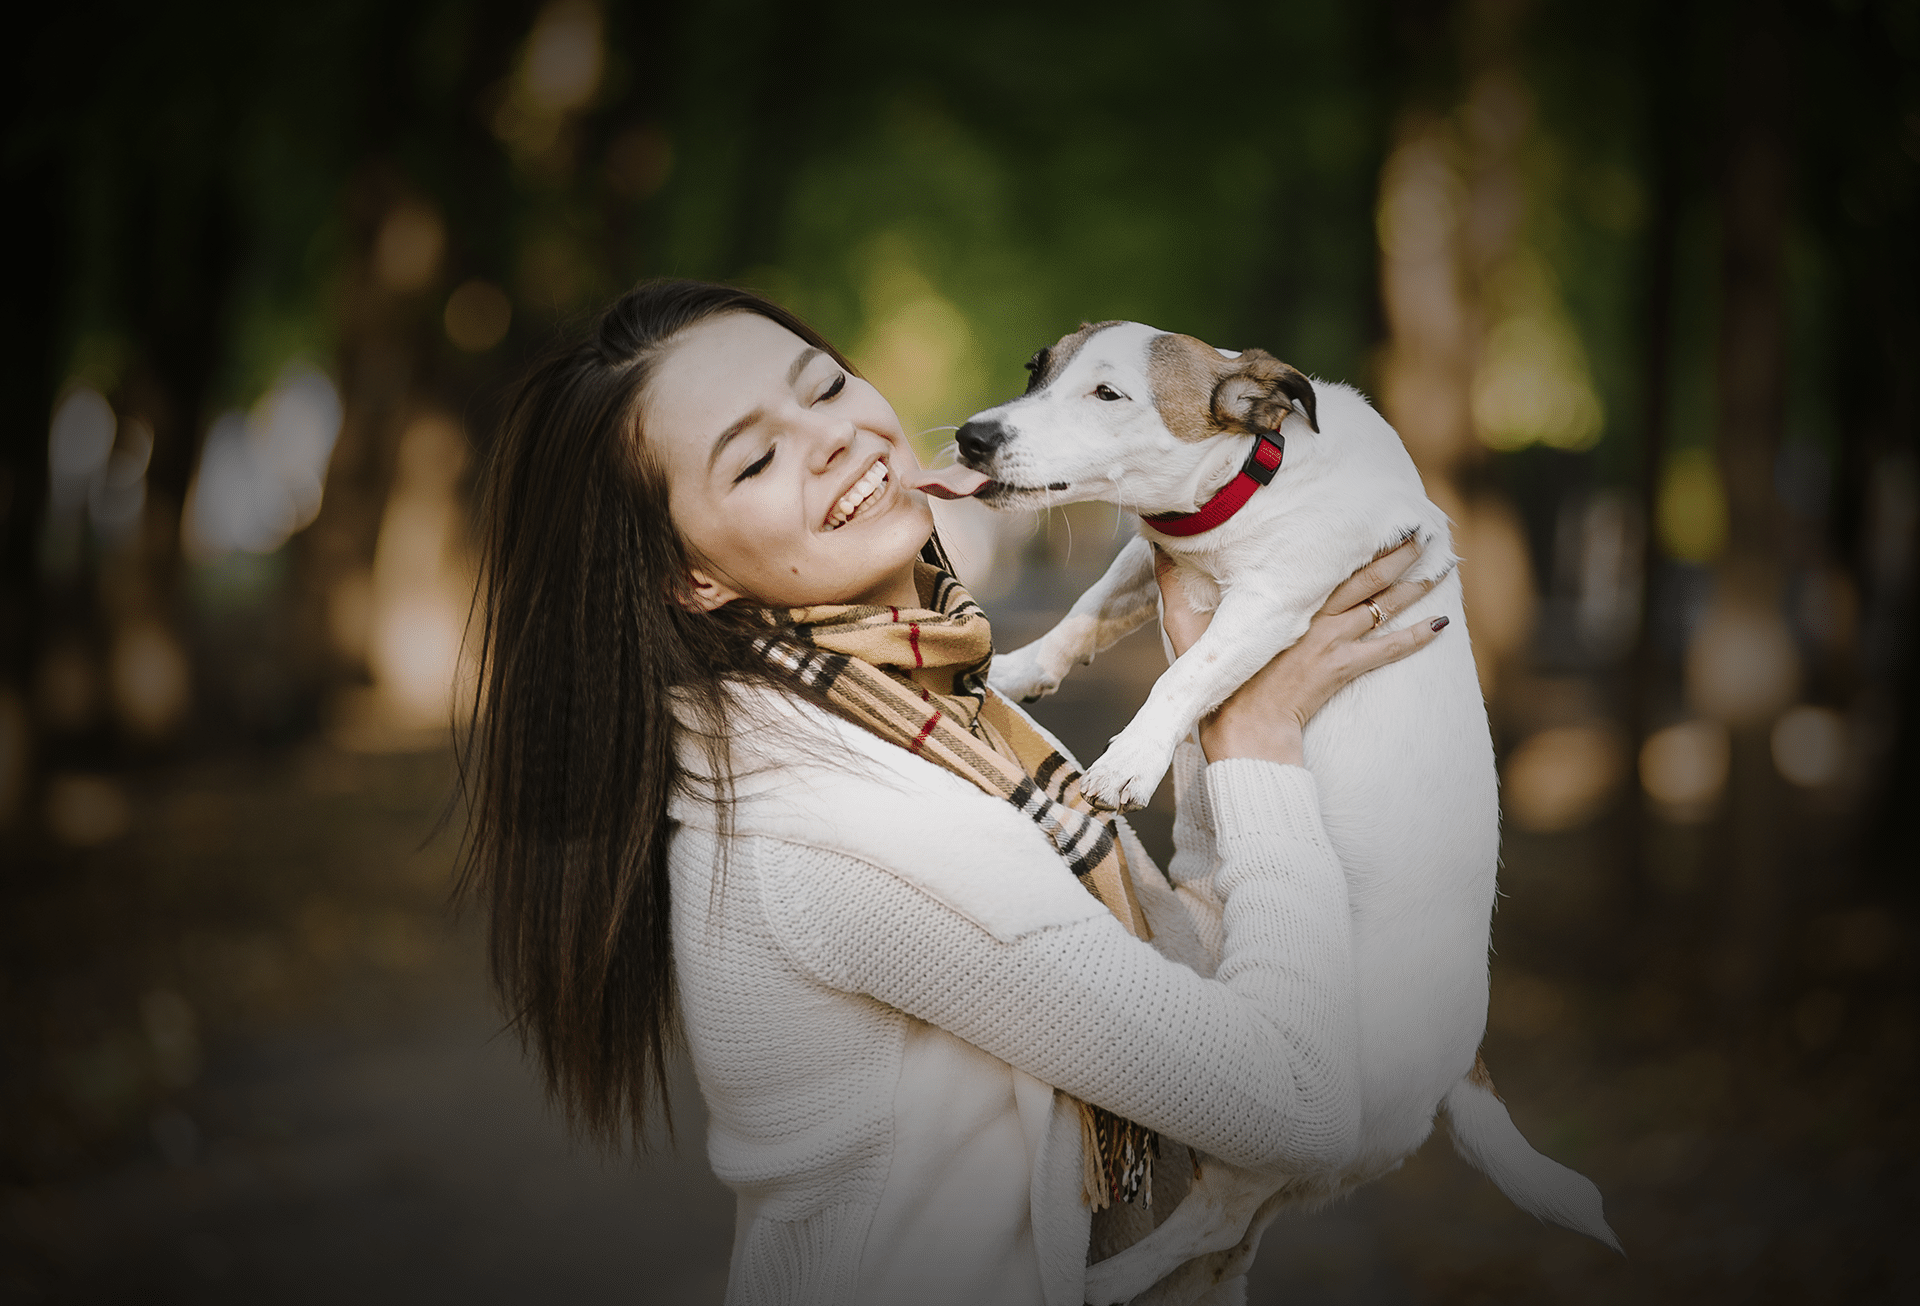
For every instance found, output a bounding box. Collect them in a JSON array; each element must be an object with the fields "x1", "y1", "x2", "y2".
[{"x1": 1430, "y1": 616, "x2": 1449, "y2": 632}]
